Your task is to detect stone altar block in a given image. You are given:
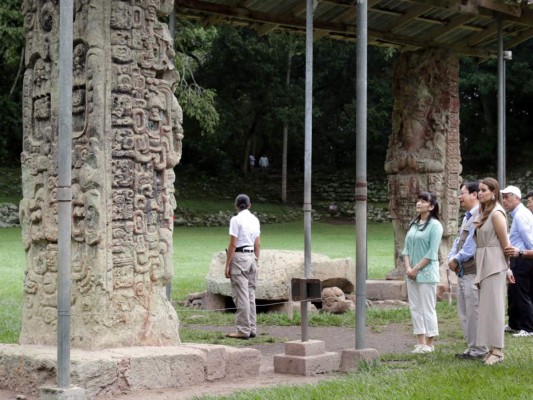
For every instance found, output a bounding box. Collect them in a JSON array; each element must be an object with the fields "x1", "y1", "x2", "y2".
[{"x1": 0, "y1": 344, "x2": 261, "y2": 398}]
